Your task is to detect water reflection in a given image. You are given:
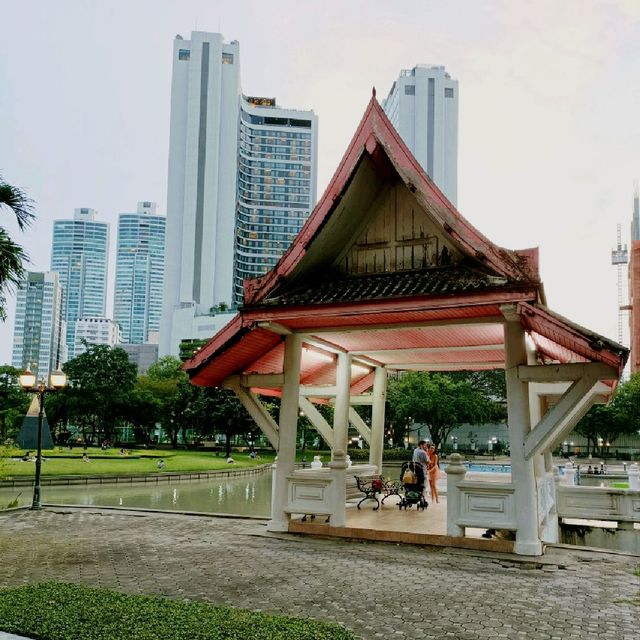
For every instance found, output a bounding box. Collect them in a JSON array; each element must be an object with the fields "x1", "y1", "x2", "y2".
[{"x1": 0, "y1": 471, "x2": 272, "y2": 517}]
